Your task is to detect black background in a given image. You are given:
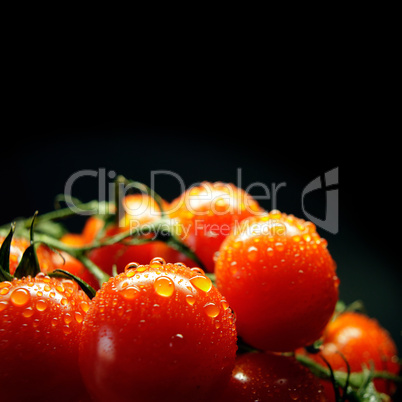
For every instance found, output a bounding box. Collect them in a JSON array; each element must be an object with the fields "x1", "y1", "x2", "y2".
[{"x1": 2, "y1": 110, "x2": 401, "y2": 360}]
